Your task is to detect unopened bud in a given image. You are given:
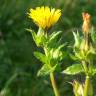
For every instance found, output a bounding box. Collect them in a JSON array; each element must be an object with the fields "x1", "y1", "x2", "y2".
[
  {"x1": 82, "y1": 12, "x2": 91, "y2": 34},
  {"x1": 73, "y1": 80, "x2": 84, "y2": 96}
]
